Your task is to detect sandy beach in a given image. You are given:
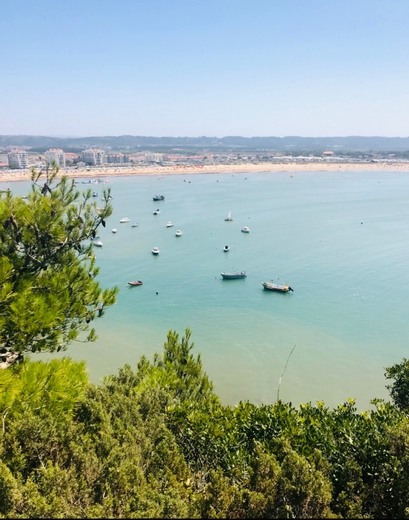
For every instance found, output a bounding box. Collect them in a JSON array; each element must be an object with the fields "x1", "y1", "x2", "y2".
[{"x1": 1, "y1": 159, "x2": 409, "y2": 183}]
